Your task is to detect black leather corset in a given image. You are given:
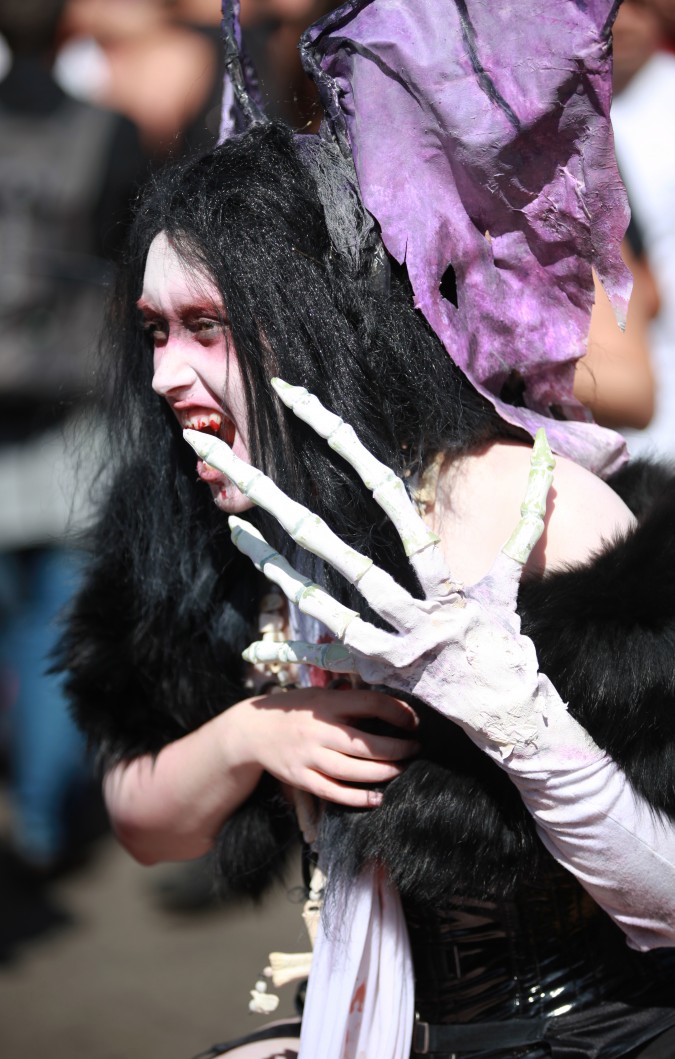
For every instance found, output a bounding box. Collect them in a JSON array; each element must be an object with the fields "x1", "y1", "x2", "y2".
[{"x1": 403, "y1": 859, "x2": 675, "y2": 1039}]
